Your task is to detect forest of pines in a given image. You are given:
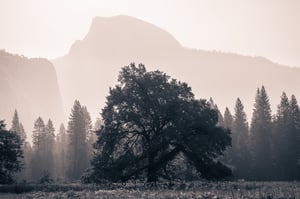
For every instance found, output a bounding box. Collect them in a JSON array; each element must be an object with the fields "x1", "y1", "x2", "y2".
[{"x1": 1, "y1": 64, "x2": 300, "y2": 184}]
